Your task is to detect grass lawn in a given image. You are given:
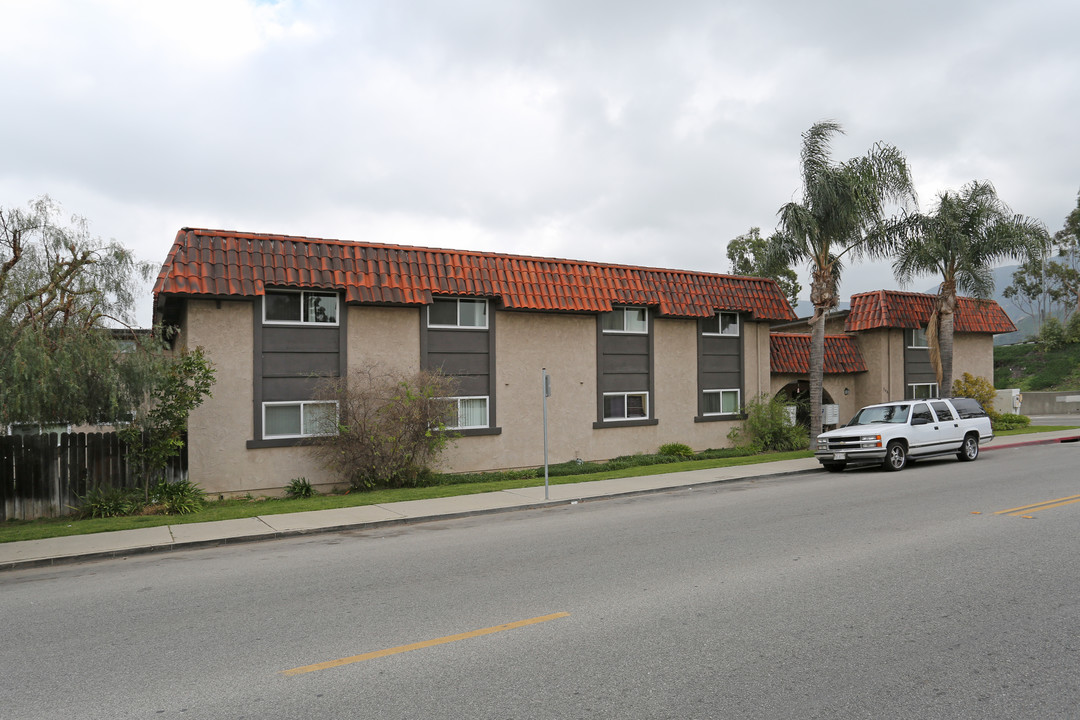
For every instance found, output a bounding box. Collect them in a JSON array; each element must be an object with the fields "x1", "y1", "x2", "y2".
[{"x1": 1, "y1": 449, "x2": 815, "y2": 544}]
